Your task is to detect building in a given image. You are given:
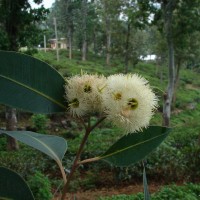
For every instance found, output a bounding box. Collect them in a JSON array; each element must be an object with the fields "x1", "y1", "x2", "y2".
[{"x1": 49, "y1": 38, "x2": 67, "y2": 49}]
